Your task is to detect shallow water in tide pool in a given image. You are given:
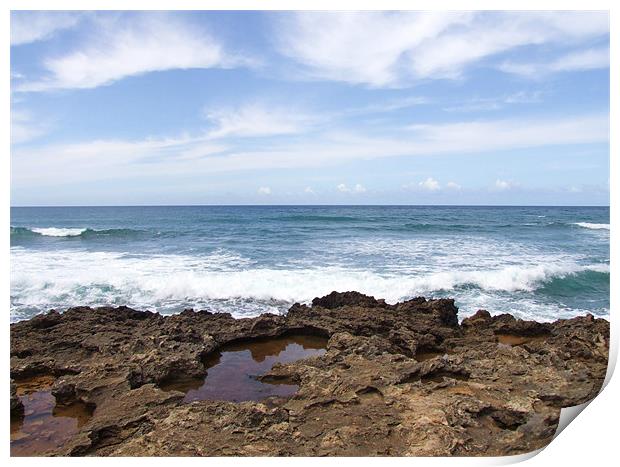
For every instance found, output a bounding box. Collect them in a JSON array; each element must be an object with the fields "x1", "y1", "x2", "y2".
[
  {"x1": 160, "y1": 335, "x2": 328, "y2": 402},
  {"x1": 495, "y1": 334, "x2": 549, "y2": 346},
  {"x1": 10, "y1": 376, "x2": 94, "y2": 457}
]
